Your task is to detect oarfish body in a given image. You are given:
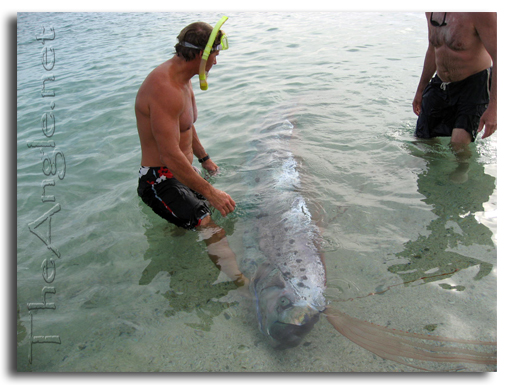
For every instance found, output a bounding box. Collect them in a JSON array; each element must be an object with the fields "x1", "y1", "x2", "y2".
[{"x1": 246, "y1": 119, "x2": 326, "y2": 348}]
